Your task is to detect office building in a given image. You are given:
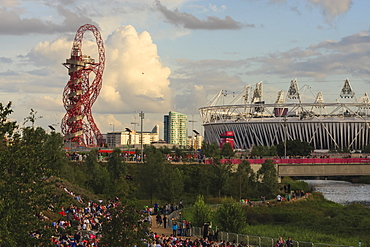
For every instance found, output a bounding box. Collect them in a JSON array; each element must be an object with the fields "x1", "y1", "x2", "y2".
[{"x1": 164, "y1": 111, "x2": 187, "y2": 148}]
